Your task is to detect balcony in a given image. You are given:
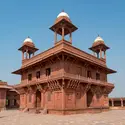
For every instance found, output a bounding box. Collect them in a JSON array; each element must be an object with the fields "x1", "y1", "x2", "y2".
[{"x1": 14, "y1": 72, "x2": 114, "y2": 89}]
